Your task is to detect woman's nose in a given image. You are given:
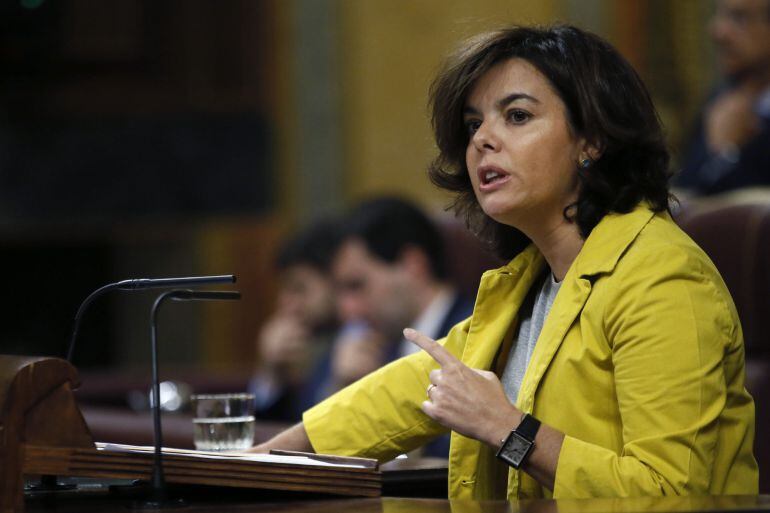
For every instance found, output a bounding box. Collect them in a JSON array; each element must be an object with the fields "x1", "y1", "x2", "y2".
[{"x1": 471, "y1": 121, "x2": 500, "y2": 152}]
